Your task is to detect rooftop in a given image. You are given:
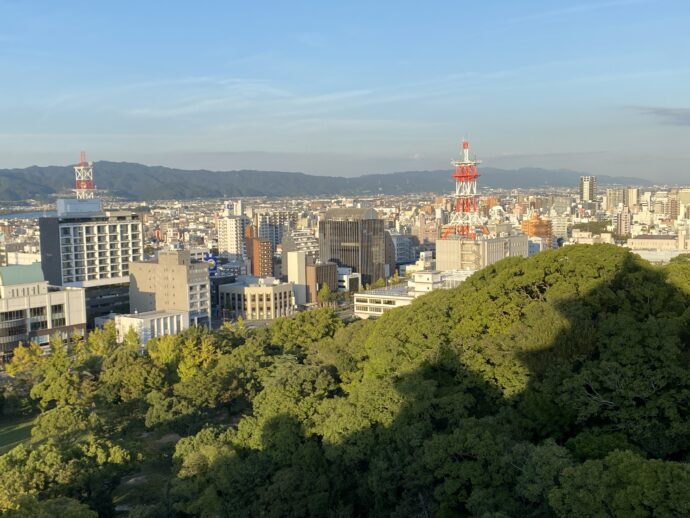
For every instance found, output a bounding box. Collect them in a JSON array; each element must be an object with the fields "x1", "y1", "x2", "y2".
[
  {"x1": 120, "y1": 309, "x2": 189, "y2": 319},
  {"x1": 324, "y1": 208, "x2": 379, "y2": 221},
  {"x1": 631, "y1": 235, "x2": 676, "y2": 240},
  {"x1": 359, "y1": 283, "x2": 412, "y2": 298},
  {"x1": 0, "y1": 262, "x2": 44, "y2": 286}
]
